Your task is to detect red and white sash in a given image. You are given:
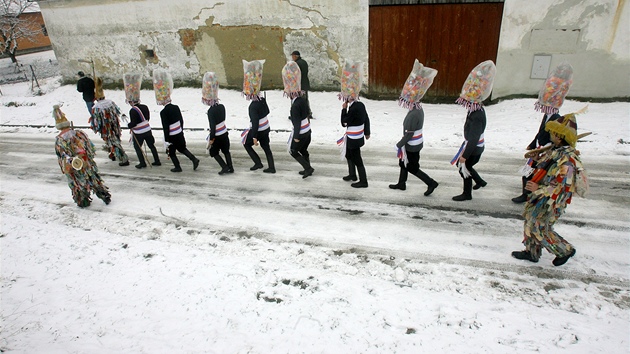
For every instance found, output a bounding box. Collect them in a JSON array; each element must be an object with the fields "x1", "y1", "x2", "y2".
[
  {"x1": 337, "y1": 124, "x2": 364, "y2": 160},
  {"x1": 215, "y1": 121, "x2": 227, "y2": 136},
  {"x1": 169, "y1": 121, "x2": 182, "y2": 136}
]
